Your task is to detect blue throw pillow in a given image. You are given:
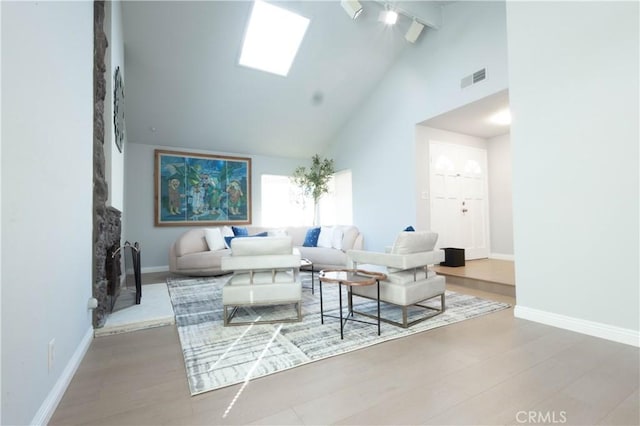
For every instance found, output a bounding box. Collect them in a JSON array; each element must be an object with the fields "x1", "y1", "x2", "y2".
[
  {"x1": 404, "y1": 225, "x2": 415, "y2": 232},
  {"x1": 253, "y1": 231, "x2": 268, "y2": 237},
  {"x1": 224, "y1": 236, "x2": 235, "y2": 248},
  {"x1": 232, "y1": 226, "x2": 248, "y2": 236},
  {"x1": 303, "y1": 227, "x2": 321, "y2": 247}
]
